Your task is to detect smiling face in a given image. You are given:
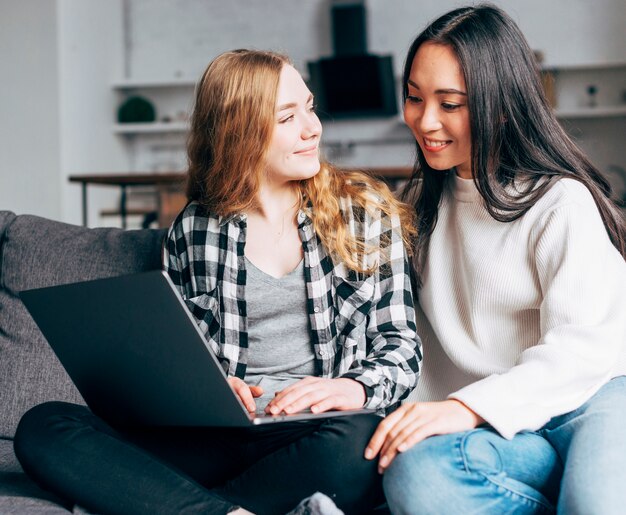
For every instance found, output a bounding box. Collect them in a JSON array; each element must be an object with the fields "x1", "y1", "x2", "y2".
[
  {"x1": 264, "y1": 64, "x2": 322, "y2": 186},
  {"x1": 404, "y1": 42, "x2": 472, "y2": 179}
]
